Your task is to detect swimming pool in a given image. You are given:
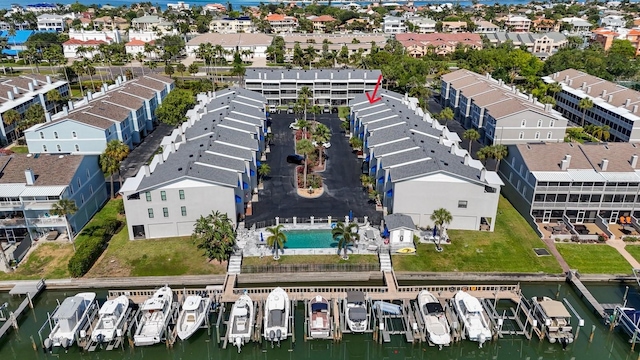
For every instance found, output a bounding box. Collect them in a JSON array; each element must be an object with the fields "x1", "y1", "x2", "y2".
[{"x1": 282, "y1": 229, "x2": 337, "y2": 249}]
